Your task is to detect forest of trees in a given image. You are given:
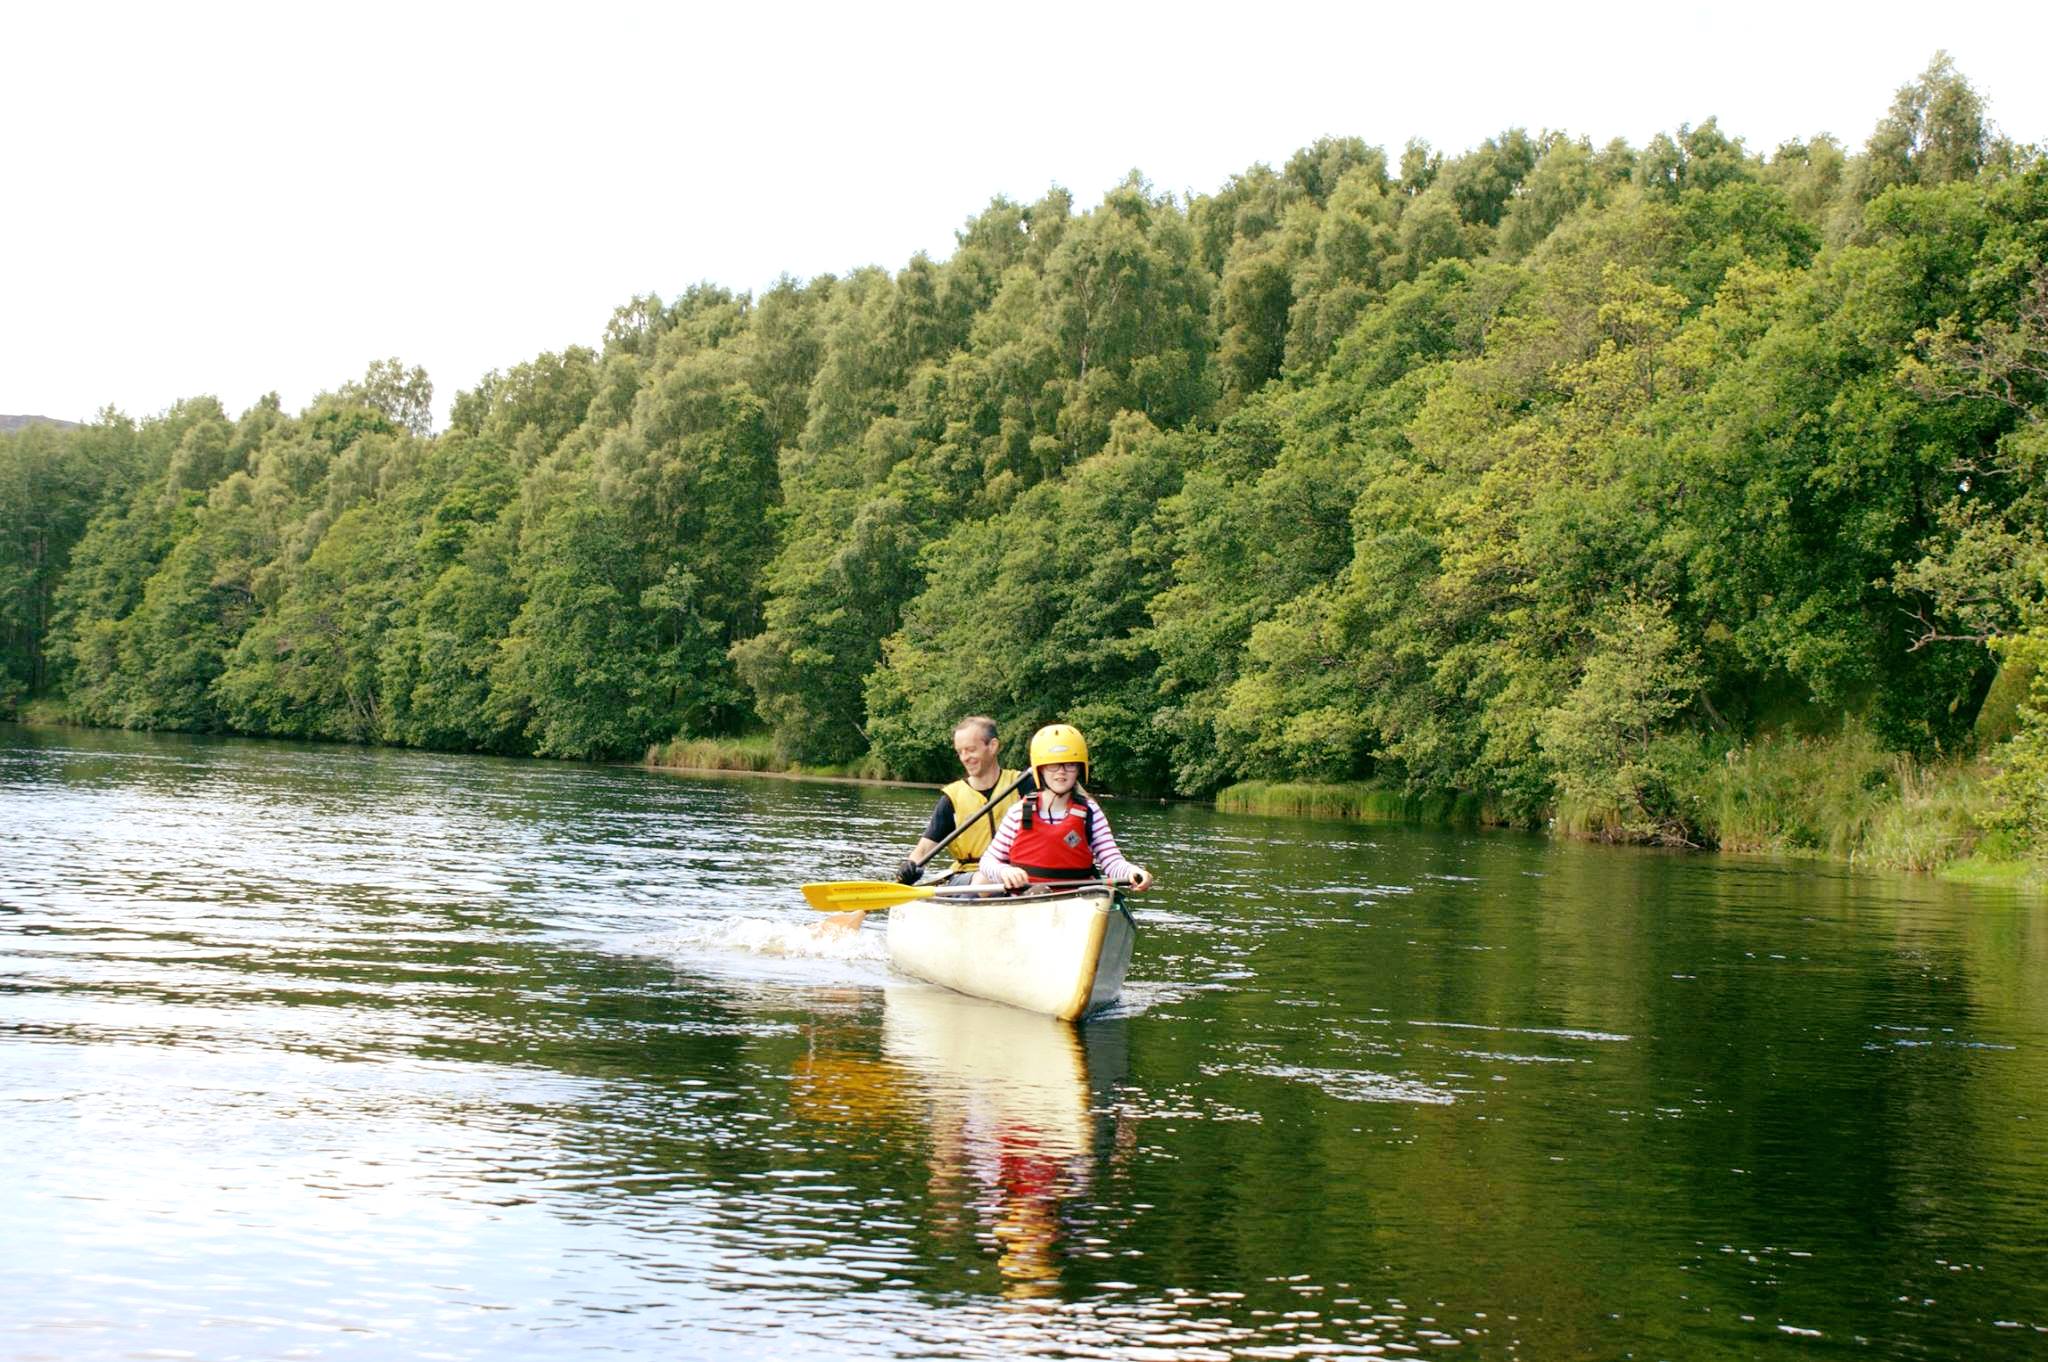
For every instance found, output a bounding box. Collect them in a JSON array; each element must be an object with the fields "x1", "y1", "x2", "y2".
[{"x1": 4, "y1": 55, "x2": 2045, "y2": 859}]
